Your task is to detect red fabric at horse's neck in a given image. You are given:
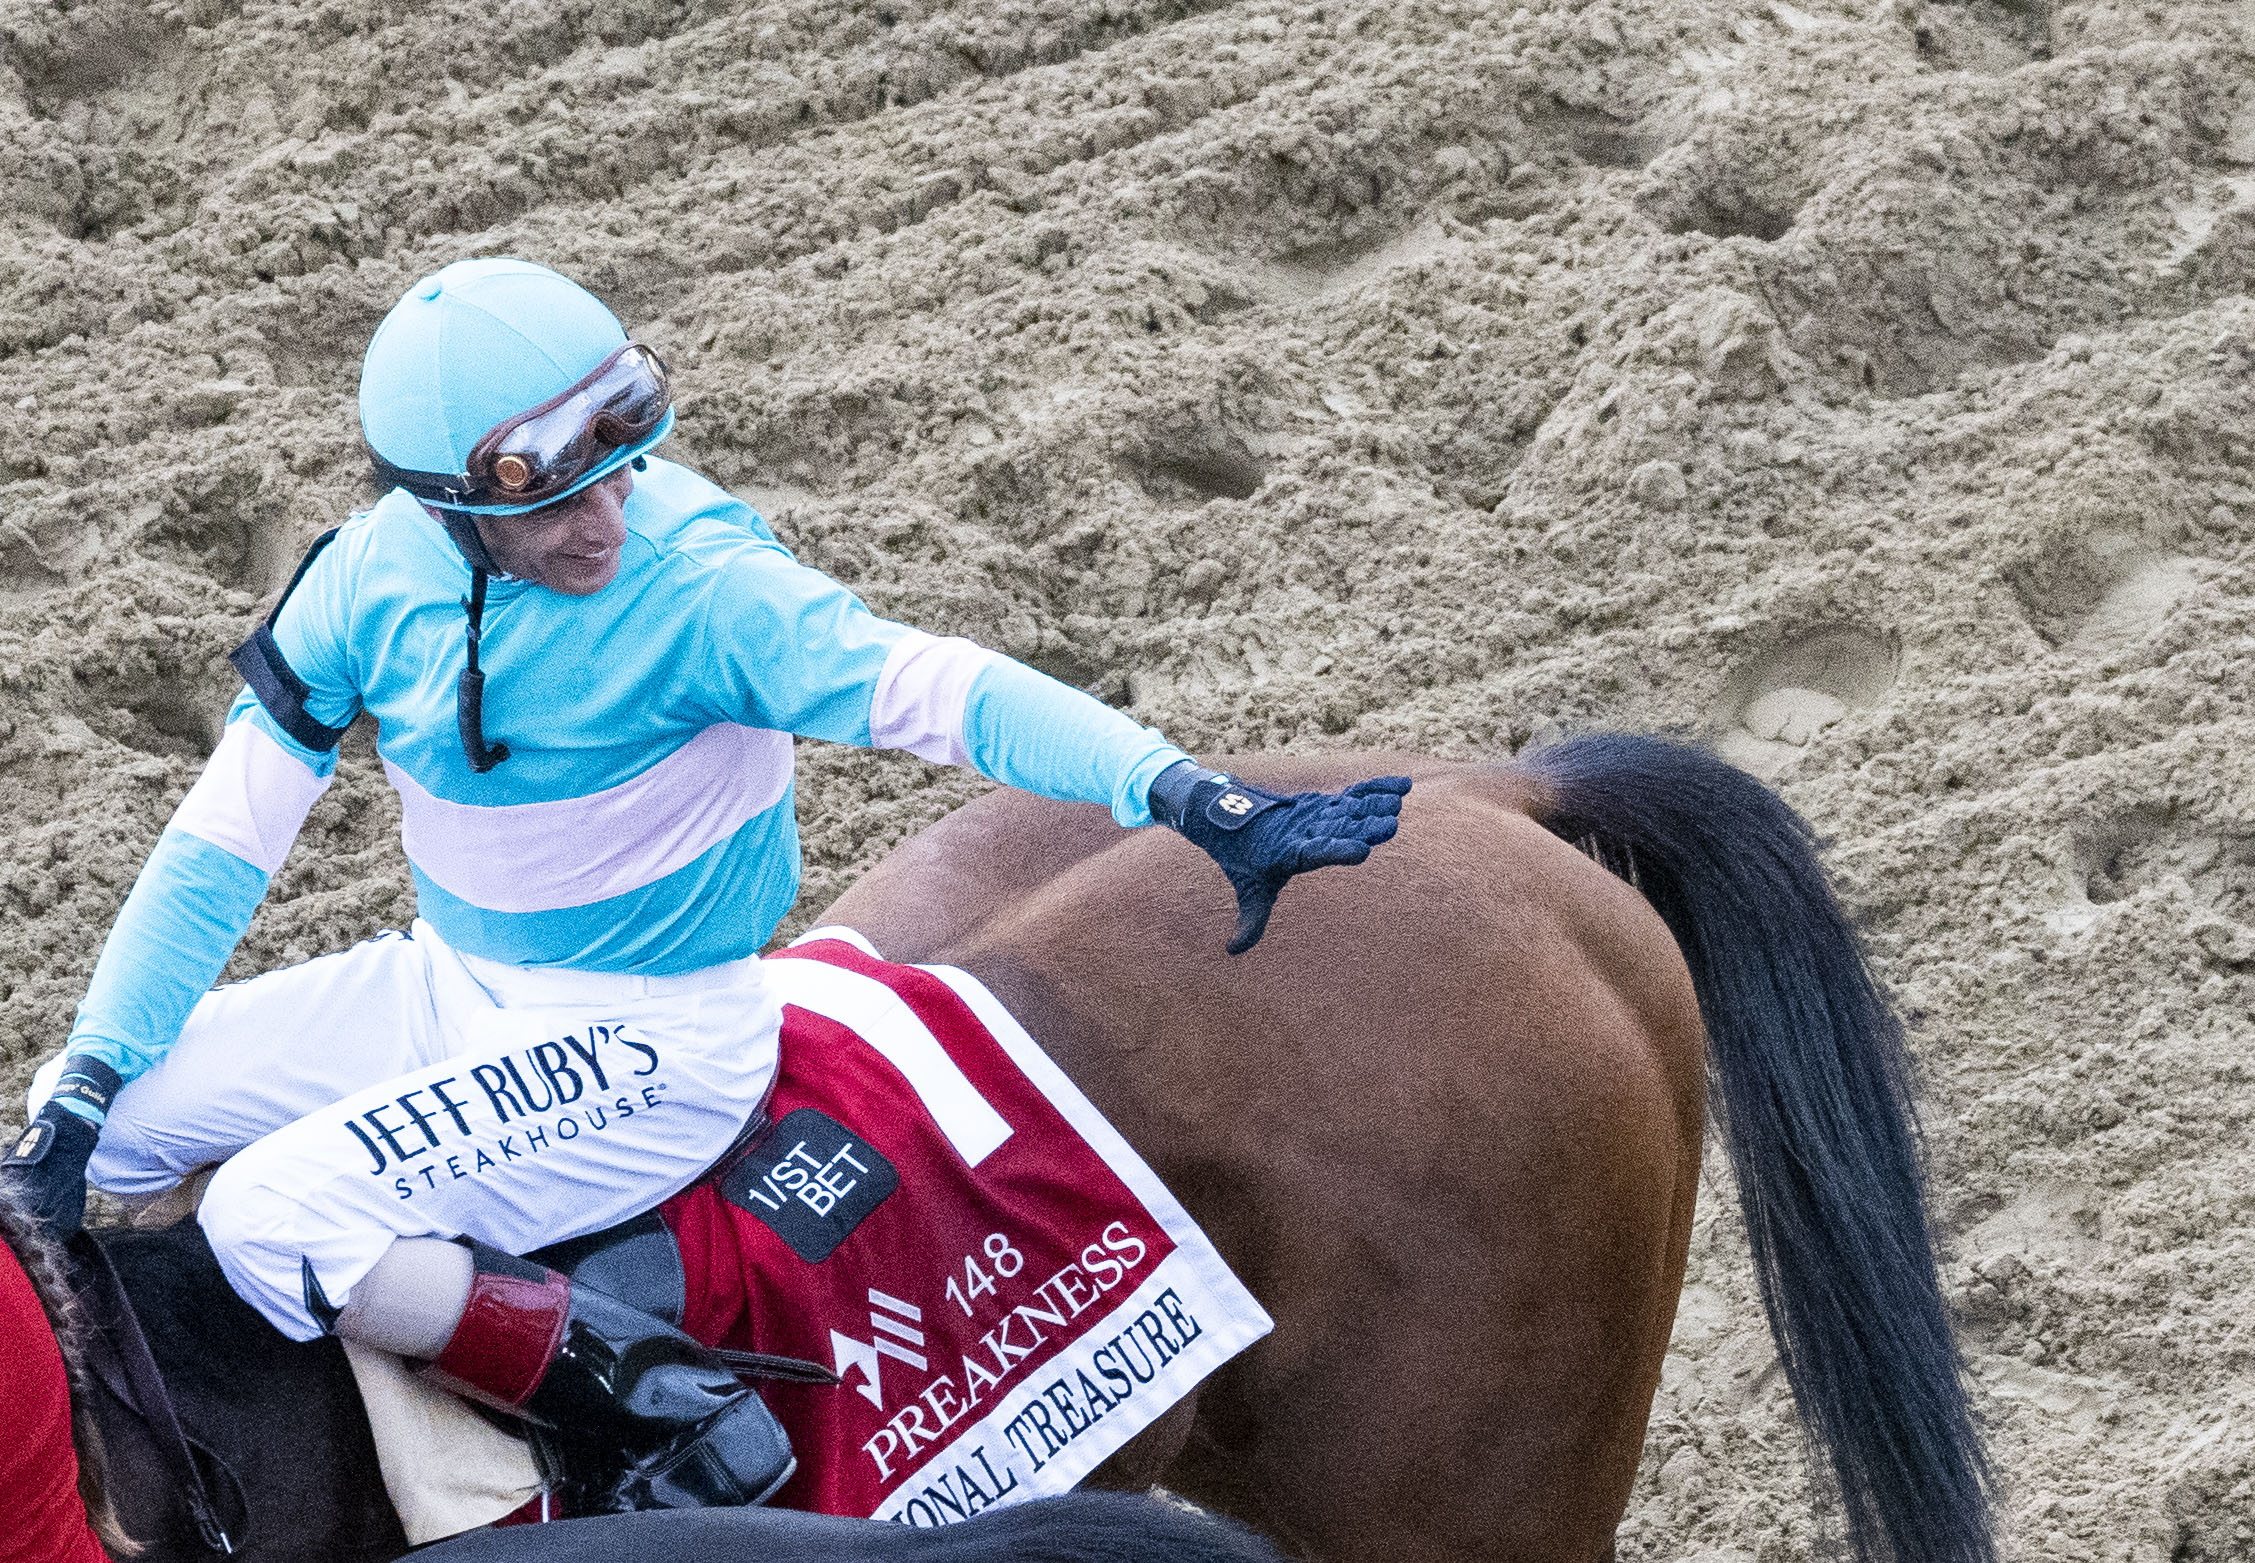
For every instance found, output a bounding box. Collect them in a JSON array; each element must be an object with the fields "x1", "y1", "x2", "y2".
[{"x1": 0, "y1": 1240, "x2": 104, "y2": 1563}]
